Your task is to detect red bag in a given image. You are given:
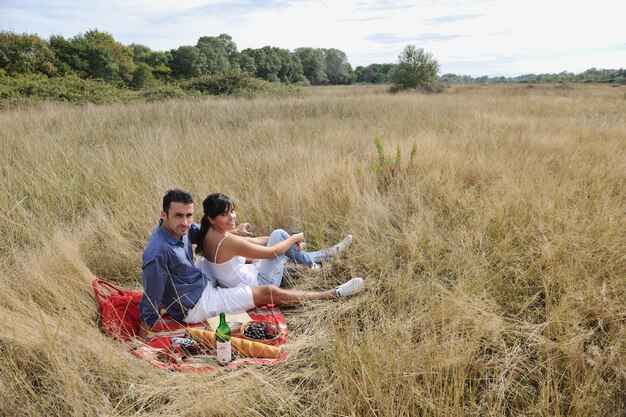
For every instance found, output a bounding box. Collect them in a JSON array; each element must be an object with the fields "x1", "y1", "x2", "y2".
[{"x1": 93, "y1": 279, "x2": 142, "y2": 341}]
